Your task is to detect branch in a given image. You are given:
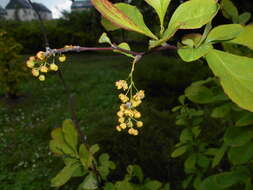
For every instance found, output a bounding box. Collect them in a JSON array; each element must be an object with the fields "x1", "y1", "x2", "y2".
[
  {"x1": 27, "y1": 0, "x2": 49, "y2": 49},
  {"x1": 45, "y1": 43, "x2": 177, "y2": 58}
]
